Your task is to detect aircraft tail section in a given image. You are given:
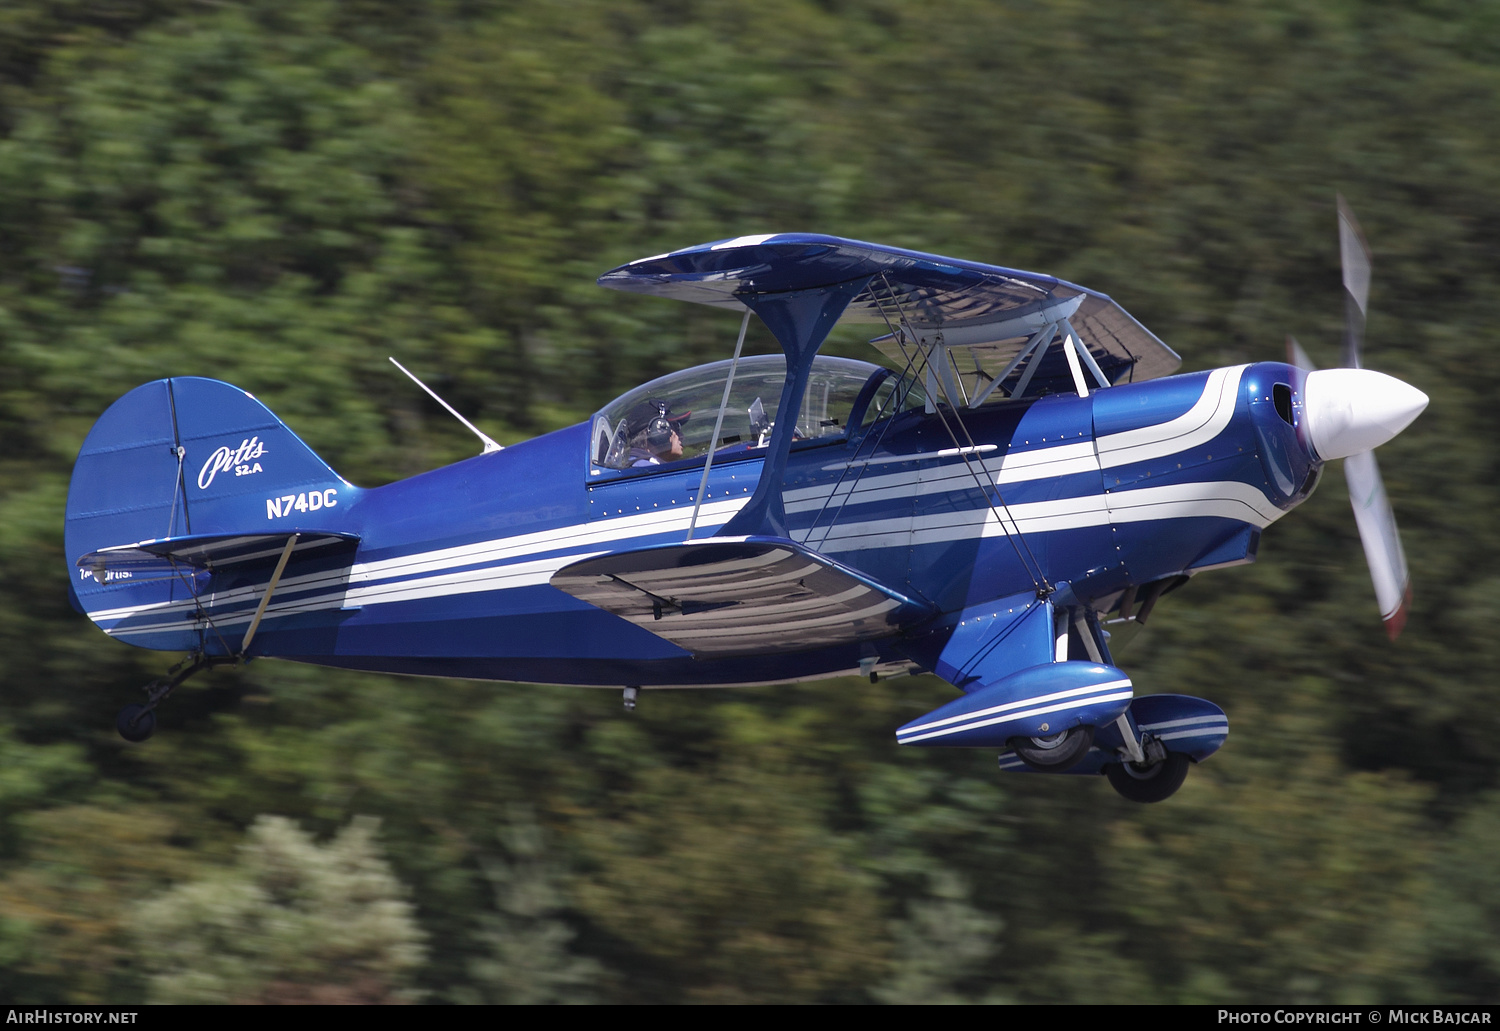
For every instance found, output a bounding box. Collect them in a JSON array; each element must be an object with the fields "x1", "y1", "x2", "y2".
[{"x1": 66, "y1": 377, "x2": 358, "y2": 647}]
